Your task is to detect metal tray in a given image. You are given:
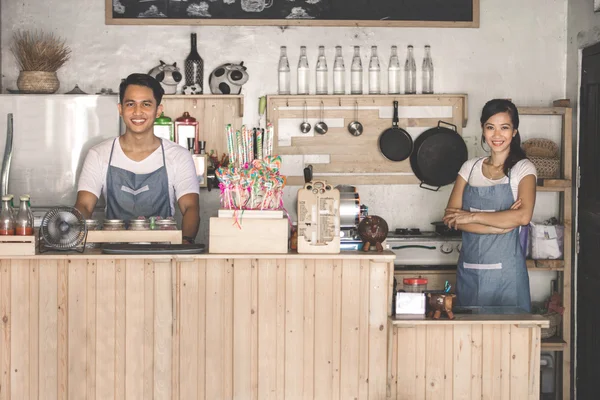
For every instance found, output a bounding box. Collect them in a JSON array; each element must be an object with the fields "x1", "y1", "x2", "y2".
[{"x1": 101, "y1": 243, "x2": 205, "y2": 255}]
